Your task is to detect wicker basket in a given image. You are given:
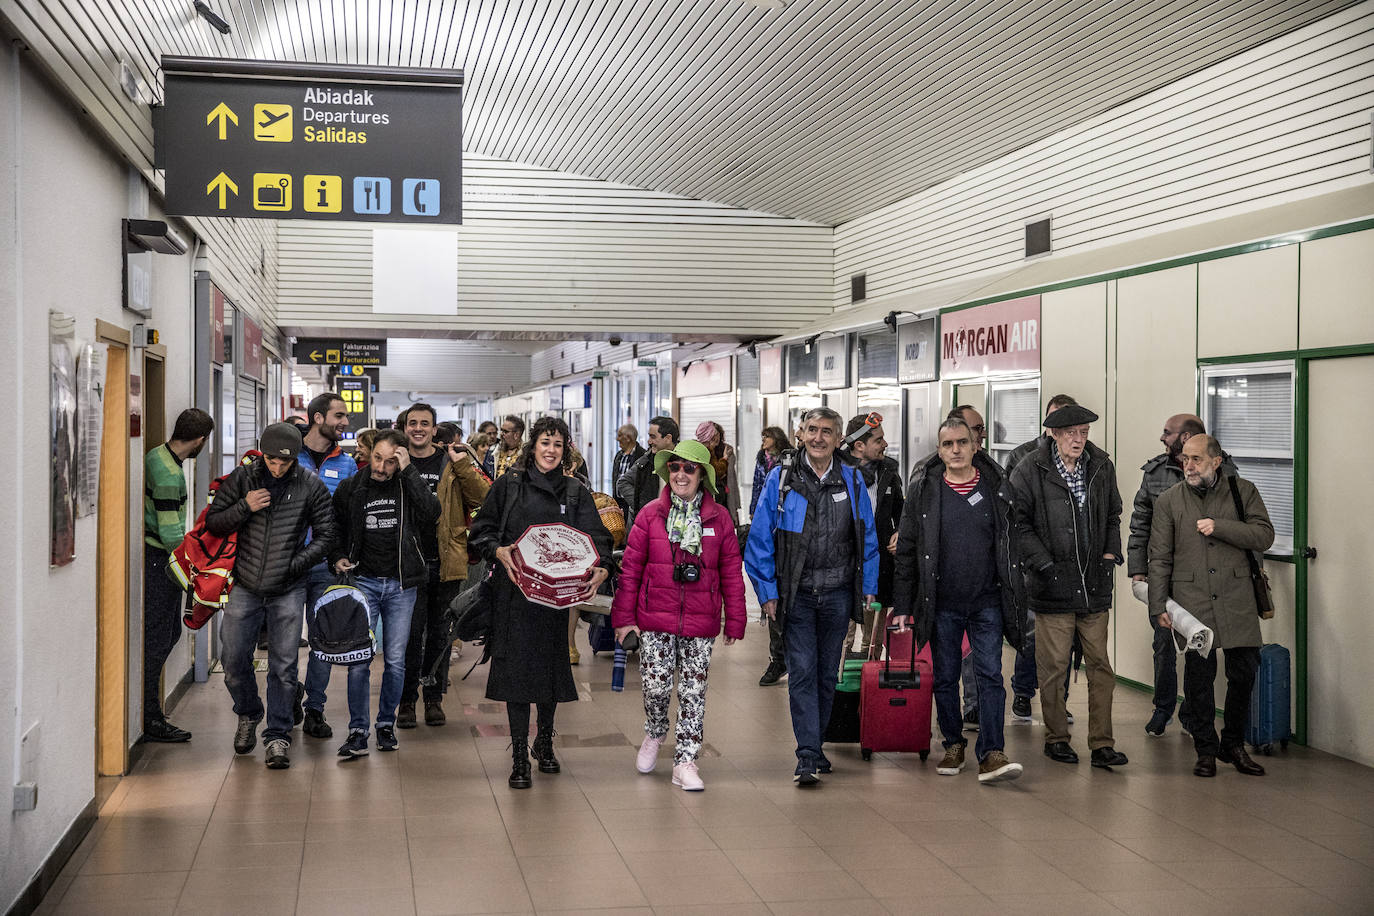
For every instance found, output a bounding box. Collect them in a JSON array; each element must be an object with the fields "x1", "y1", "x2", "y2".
[{"x1": 592, "y1": 491, "x2": 626, "y2": 547}]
